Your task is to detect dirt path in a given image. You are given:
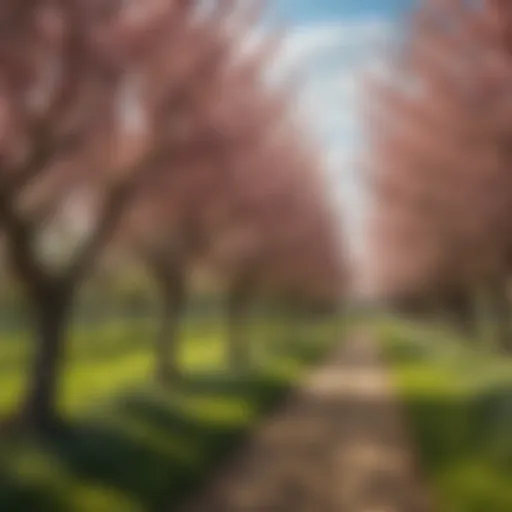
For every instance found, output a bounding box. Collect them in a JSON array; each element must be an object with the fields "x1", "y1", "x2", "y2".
[{"x1": 180, "y1": 331, "x2": 432, "y2": 512}]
